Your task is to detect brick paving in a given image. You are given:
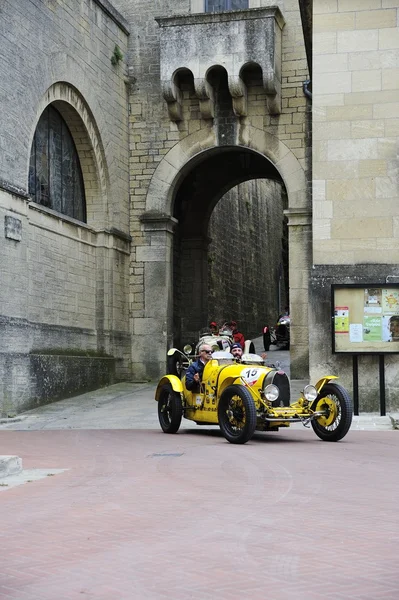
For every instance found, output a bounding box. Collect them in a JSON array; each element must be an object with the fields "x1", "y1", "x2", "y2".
[{"x1": 1, "y1": 428, "x2": 399, "y2": 600}]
